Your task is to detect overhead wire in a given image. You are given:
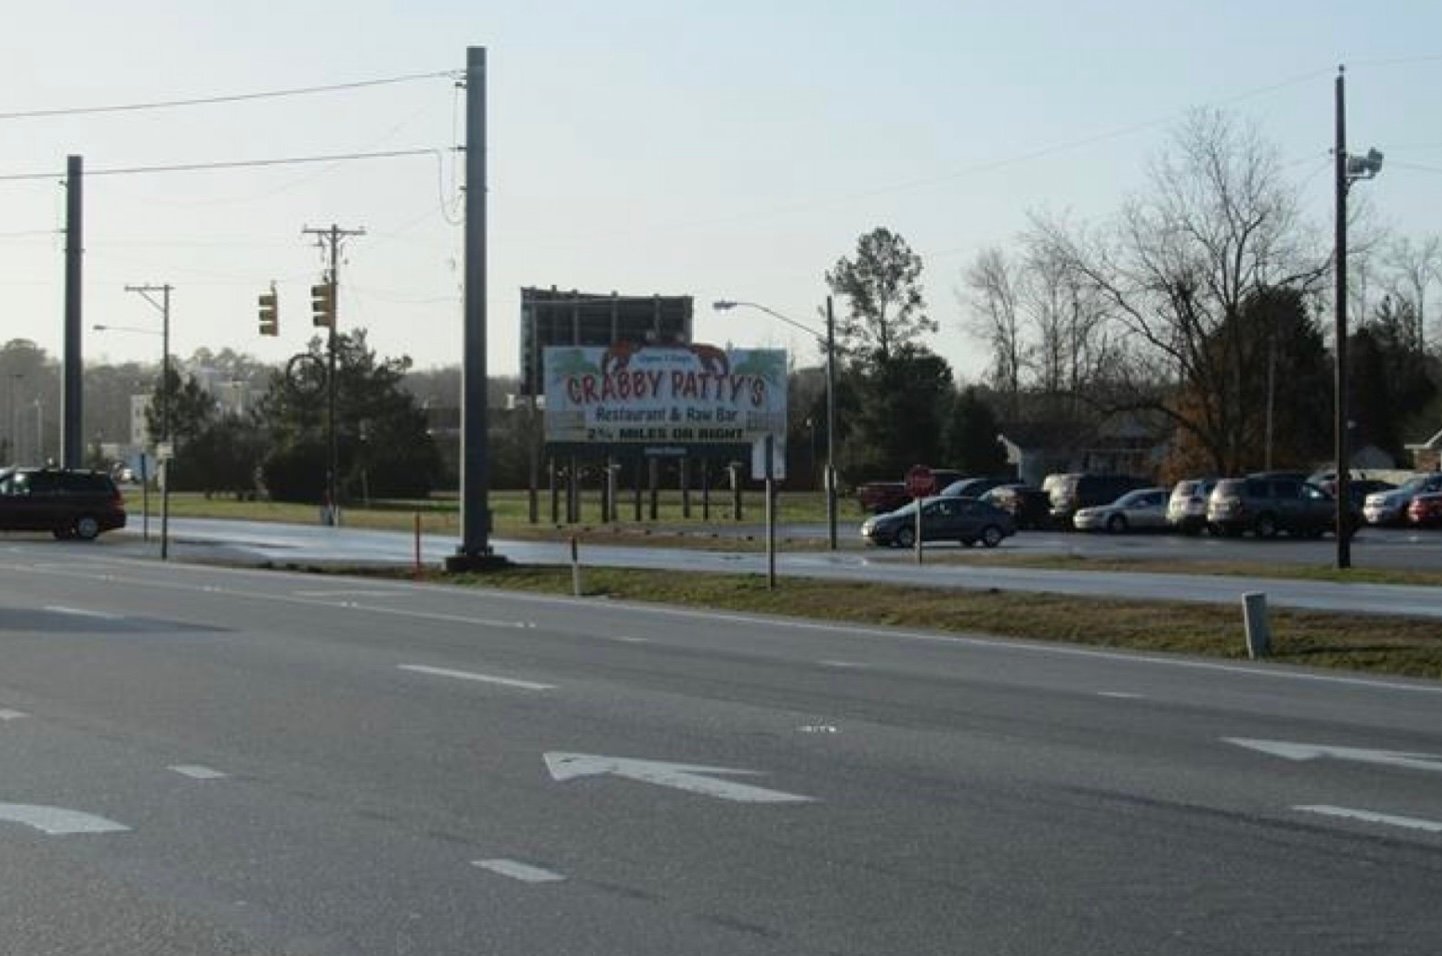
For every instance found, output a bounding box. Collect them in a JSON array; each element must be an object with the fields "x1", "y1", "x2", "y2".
[
  {"x1": 0, "y1": 147, "x2": 451, "y2": 183},
  {"x1": 0, "y1": 70, "x2": 459, "y2": 122}
]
